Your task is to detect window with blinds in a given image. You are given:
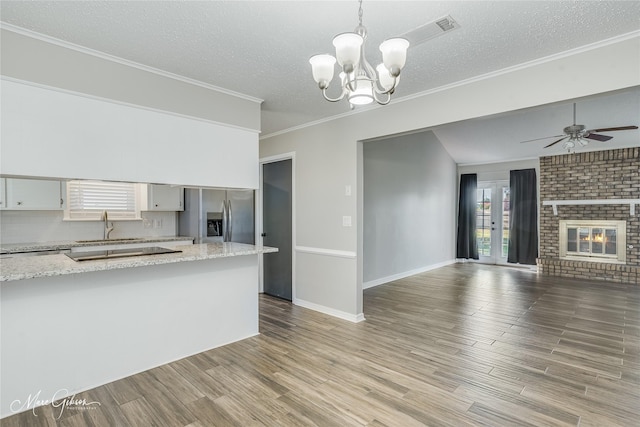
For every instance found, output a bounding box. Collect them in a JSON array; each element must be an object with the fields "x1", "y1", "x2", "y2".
[{"x1": 65, "y1": 180, "x2": 141, "y2": 220}]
